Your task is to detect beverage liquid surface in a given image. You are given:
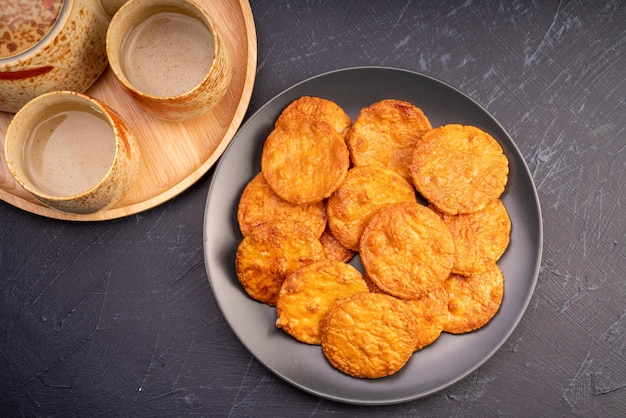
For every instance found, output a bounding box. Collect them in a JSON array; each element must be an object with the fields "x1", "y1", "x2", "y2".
[
  {"x1": 25, "y1": 107, "x2": 116, "y2": 197},
  {"x1": 122, "y1": 12, "x2": 214, "y2": 97}
]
